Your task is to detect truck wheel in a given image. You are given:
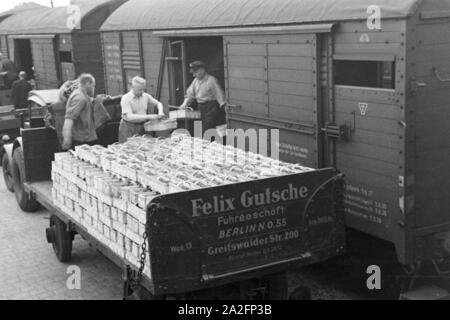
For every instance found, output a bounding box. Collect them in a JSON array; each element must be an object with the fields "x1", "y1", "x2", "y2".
[
  {"x1": 2, "y1": 152, "x2": 14, "y2": 192},
  {"x1": 47, "y1": 215, "x2": 73, "y2": 262},
  {"x1": 11, "y1": 148, "x2": 39, "y2": 212},
  {"x1": 265, "y1": 272, "x2": 289, "y2": 300}
]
